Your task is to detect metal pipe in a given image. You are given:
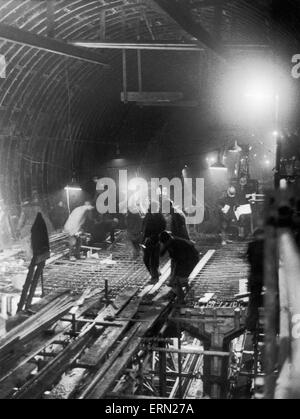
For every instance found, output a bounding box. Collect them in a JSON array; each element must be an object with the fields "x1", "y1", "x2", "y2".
[{"x1": 152, "y1": 347, "x2": 230, "y2": 357}]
